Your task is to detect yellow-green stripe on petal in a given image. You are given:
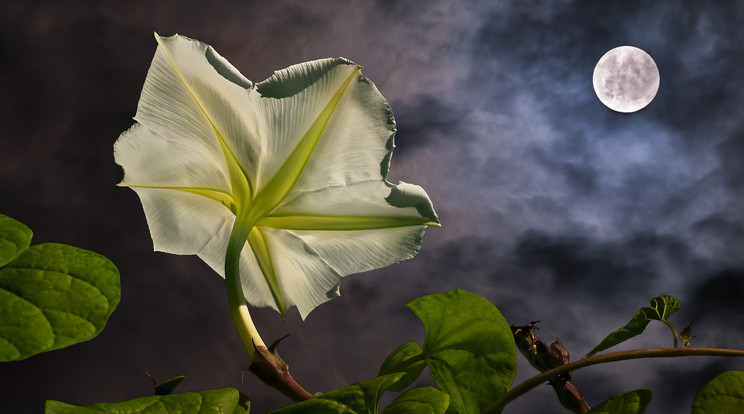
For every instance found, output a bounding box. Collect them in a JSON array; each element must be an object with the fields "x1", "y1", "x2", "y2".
[
  {"x1": 124, "y1": 185, "x2": 237, "y2": 214},
  {"x1": 258, "y1": 215, "x2": 436, "y2": 231},
  {"x1": 249, "y1": 67, "x2": 361, "y2": 221},
  {"x1": 154, "y1": 33, "x2": 253, "y2": 210},
  {"x1": 247, "y1": 227, "x2": 285, "y2": 317}
]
